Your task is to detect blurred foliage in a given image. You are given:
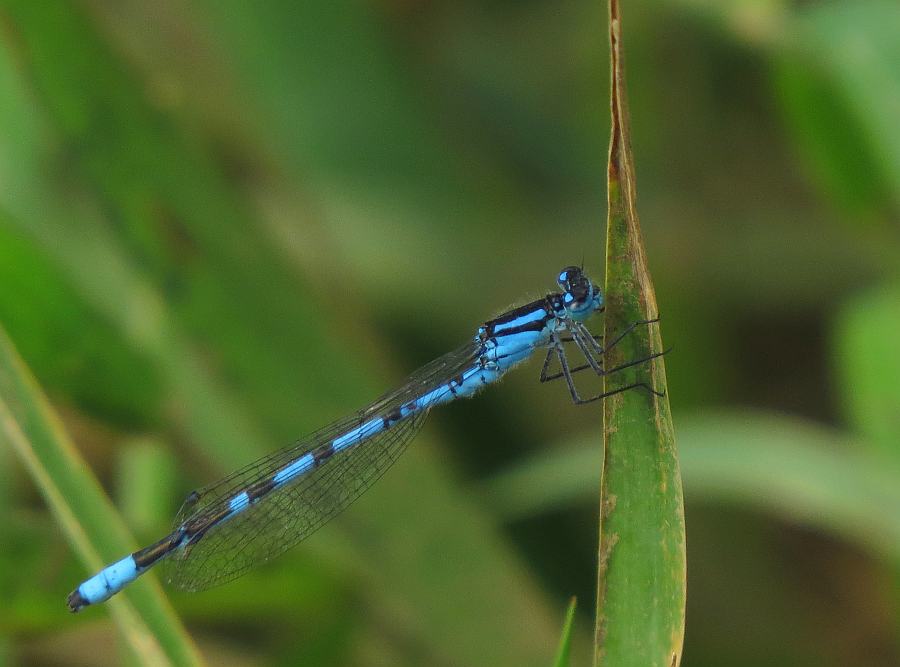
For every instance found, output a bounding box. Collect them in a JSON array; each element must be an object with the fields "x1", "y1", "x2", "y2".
[{"x1": 0, "y1": 1, "x2": 898, "y2": 666}]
